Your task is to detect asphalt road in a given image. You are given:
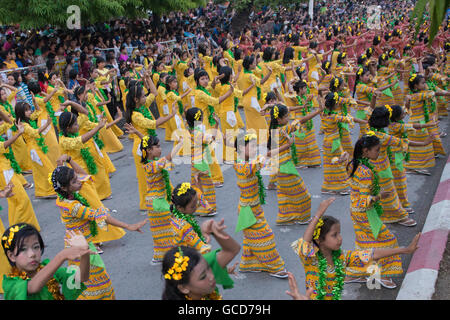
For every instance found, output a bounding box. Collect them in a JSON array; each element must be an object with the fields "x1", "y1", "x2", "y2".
[{"x1": 1, "y1": 105, "x2": 449, "y2": 300}]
